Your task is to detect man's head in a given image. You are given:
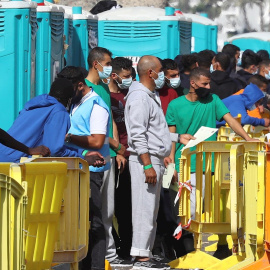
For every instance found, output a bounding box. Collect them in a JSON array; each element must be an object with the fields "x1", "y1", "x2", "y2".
[
  {"x1": 258, "y1": 59, "x2": 270, "y2": 80},
  {"x1": 180, "y1": 54, "x2": 198, "y2": 74},
  {"x1": 222, "y1": 44, "x2": 240, "y2": 61},
  {"x1": 211, "y1": 52, "x2": 230, "y2": 72},
  {"x1": 248, "y1": 74, "x2": 268, "y2": 92},
  {"x1": 257, "y1": 50, "x2": 269, "y2": 61},
  {"x1": 189, "y1": 67, "x2": 211, "y2": 98},
  {"x1": 49, "y1": 78, "x2": 74, "y2": 107},
  {"x1": 137, "y1": 55, "x2": 164, "y2": 91},
  {"x1": 58, "y1": 66, "x2": 87, "y2": 103},
  {"x1": 162, "y1": 58, "x2": 180, "y2": 89},
  {"x1": 87, "y1": 47, "x2": 112, "y2": 79},
  {"x1": 197, "y1": 50, "x2": 216, "y2": 70},
  {"x1": 241, "y1": 49, "x2": 261, "y2": 74},
  {"x1": 111, "y1": 57, "x2": 133, "y2": 90}
]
